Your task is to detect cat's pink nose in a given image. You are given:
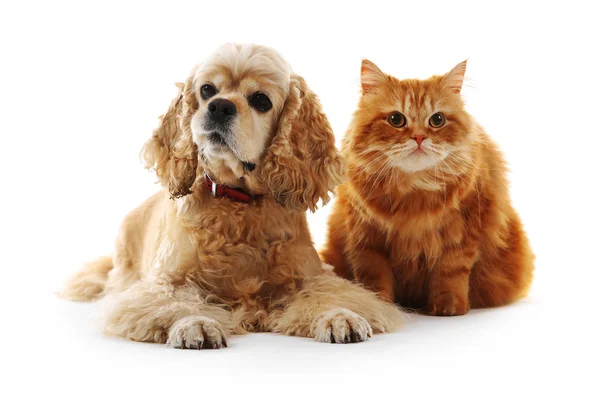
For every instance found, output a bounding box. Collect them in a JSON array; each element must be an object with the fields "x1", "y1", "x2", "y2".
[{"x1": 413, "y1": 135, "x2": 427, "y2": 146}]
